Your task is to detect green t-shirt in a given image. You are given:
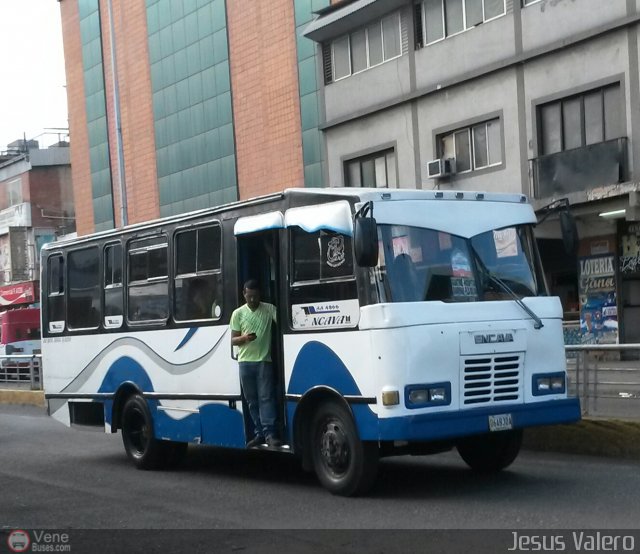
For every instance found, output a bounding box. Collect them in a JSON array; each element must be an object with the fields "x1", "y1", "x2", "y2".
[{"x1": 230, "y1": 302, "x2": 277, "y2": 362}]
